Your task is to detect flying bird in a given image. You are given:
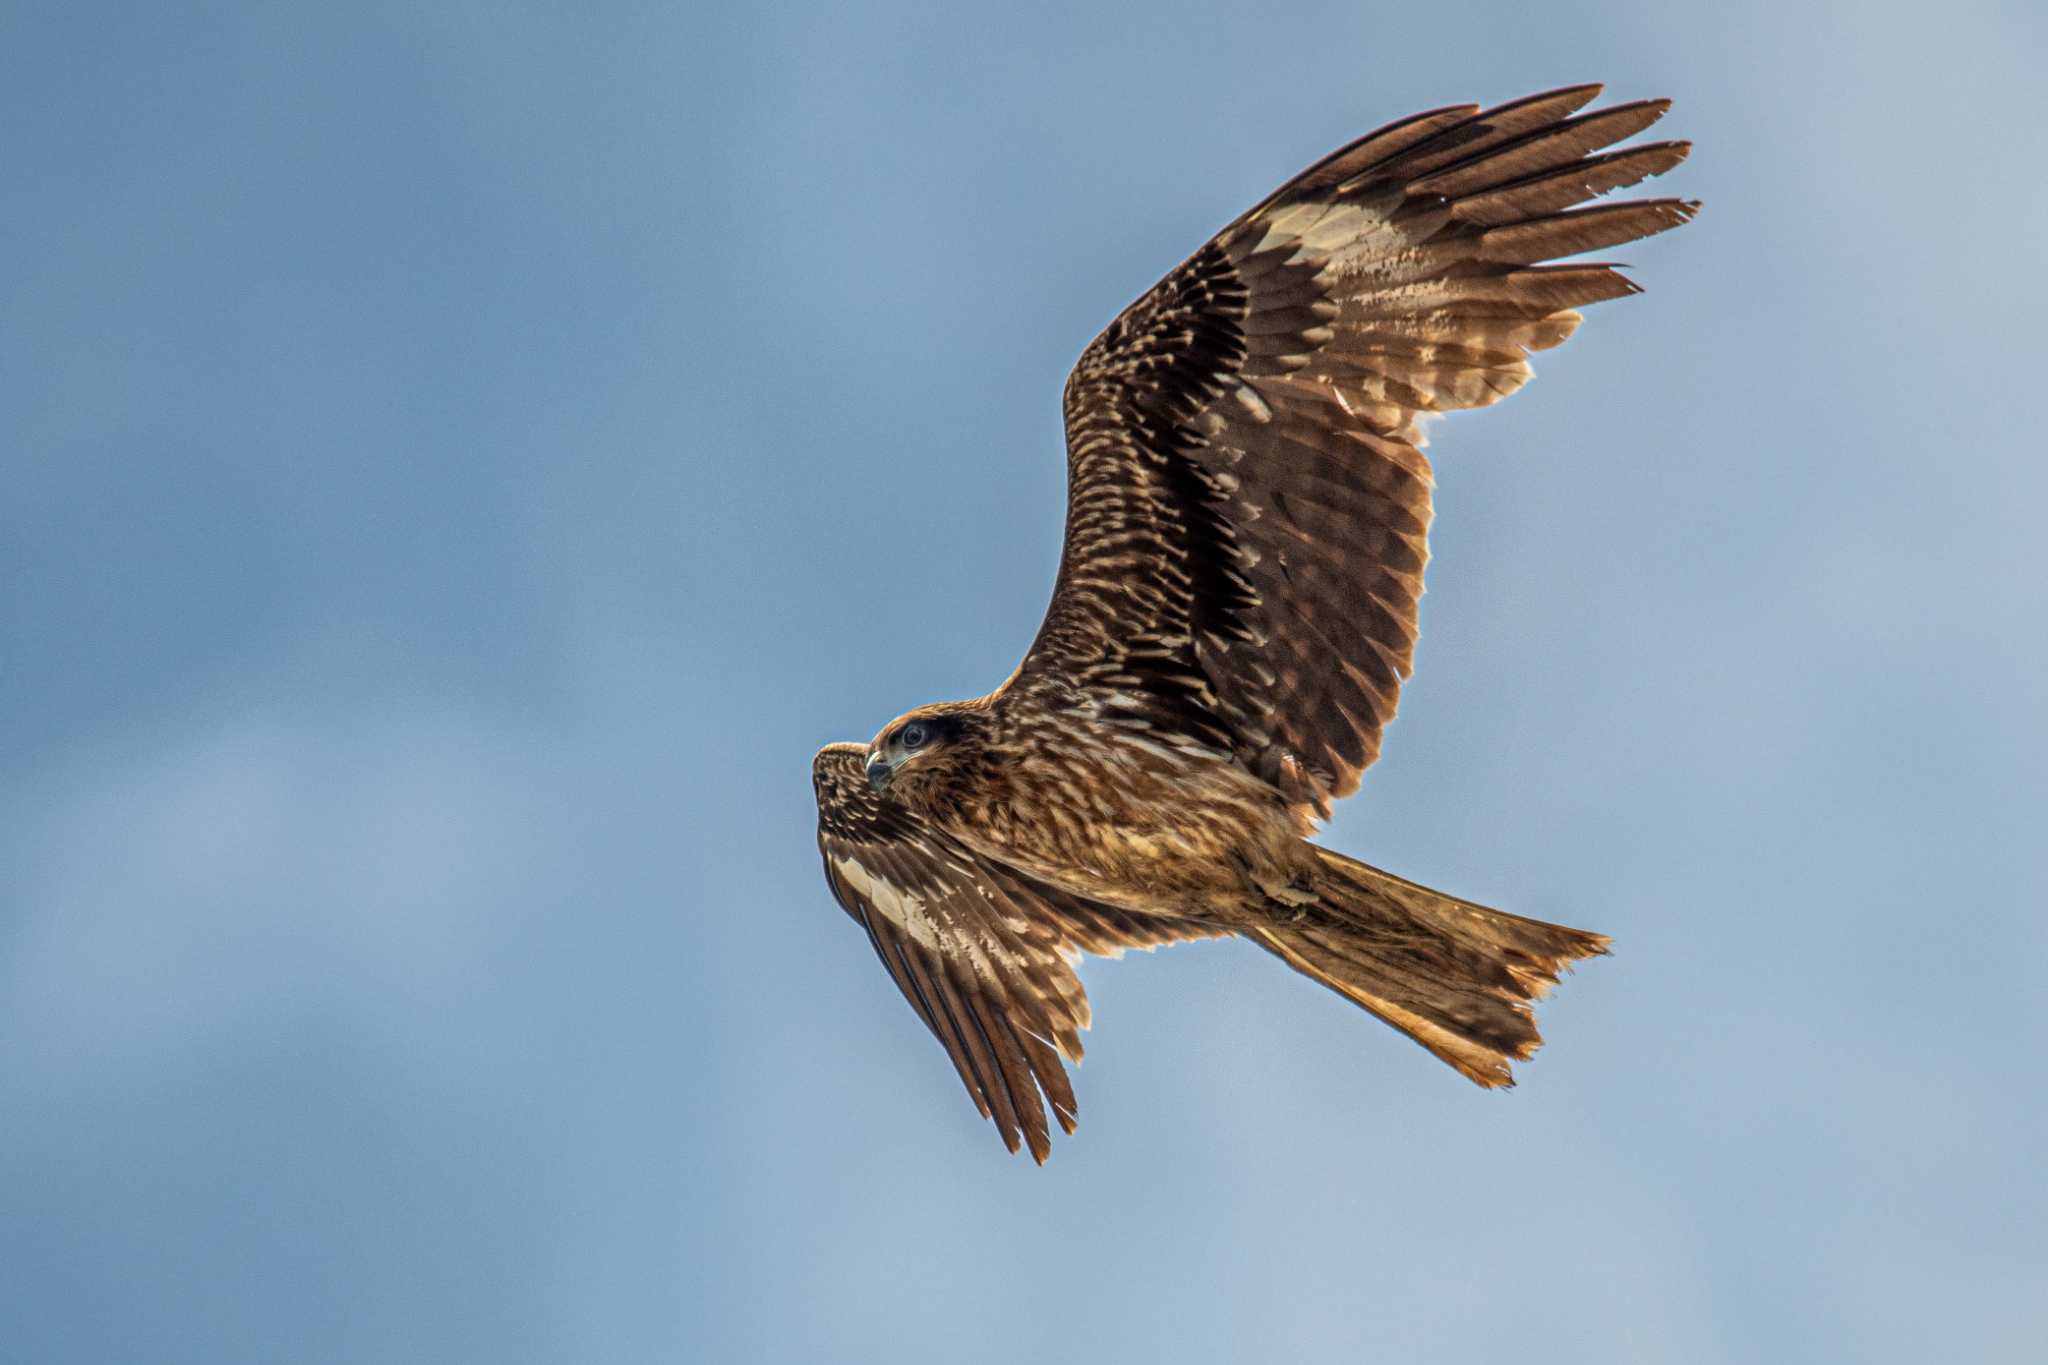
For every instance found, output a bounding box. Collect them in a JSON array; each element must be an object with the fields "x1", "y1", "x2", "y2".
[{"x1": 813, "y1": 85, "x2": 1694, "y2": 1161}]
